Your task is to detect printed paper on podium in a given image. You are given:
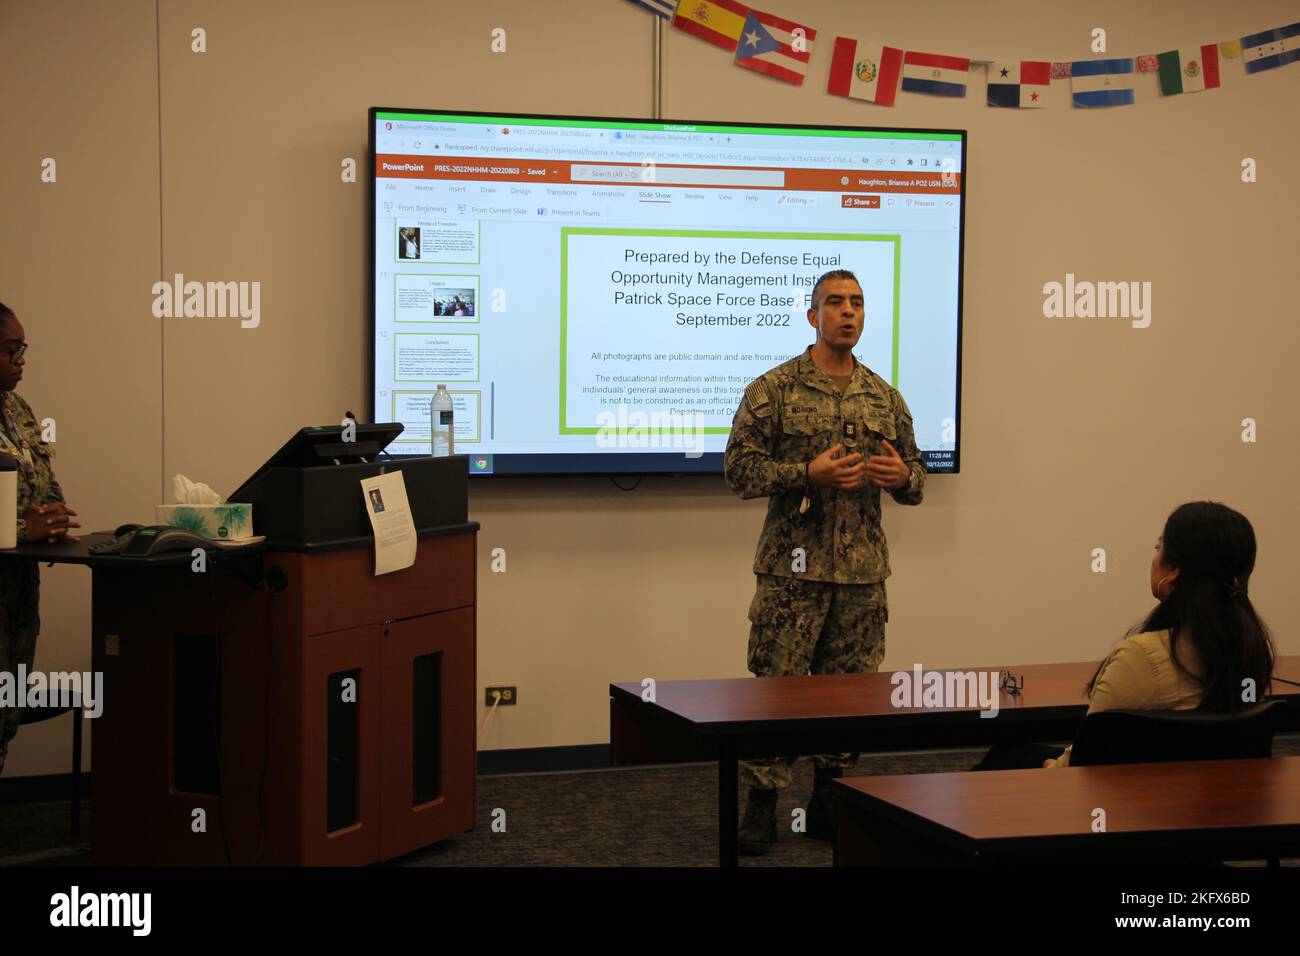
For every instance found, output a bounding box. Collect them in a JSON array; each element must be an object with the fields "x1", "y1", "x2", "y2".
[{"x1": 360, "y1": 470, "x2": 417, "y2": 575}]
